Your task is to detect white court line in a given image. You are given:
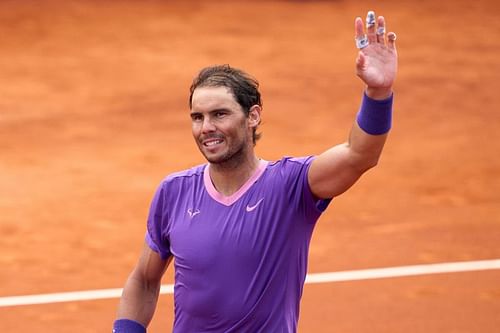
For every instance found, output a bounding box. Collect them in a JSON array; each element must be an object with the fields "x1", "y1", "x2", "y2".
[{"x1": 1, "y1": 259, "x2": 499, "y2": 308}]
